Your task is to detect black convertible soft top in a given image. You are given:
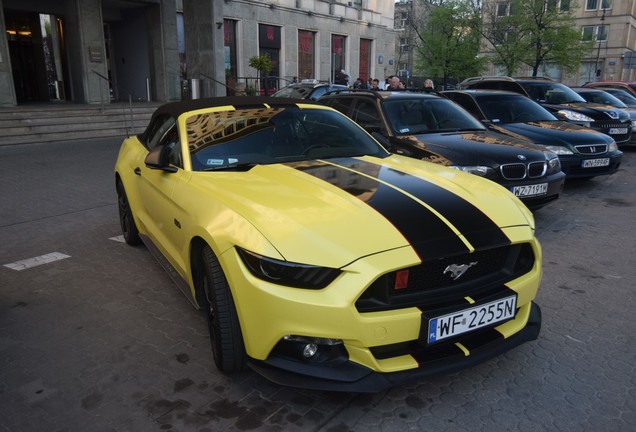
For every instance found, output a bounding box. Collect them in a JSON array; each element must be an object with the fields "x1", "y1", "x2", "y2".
[{"x1": 151, "y1": 96, "x2": 309, "y2": 119}]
